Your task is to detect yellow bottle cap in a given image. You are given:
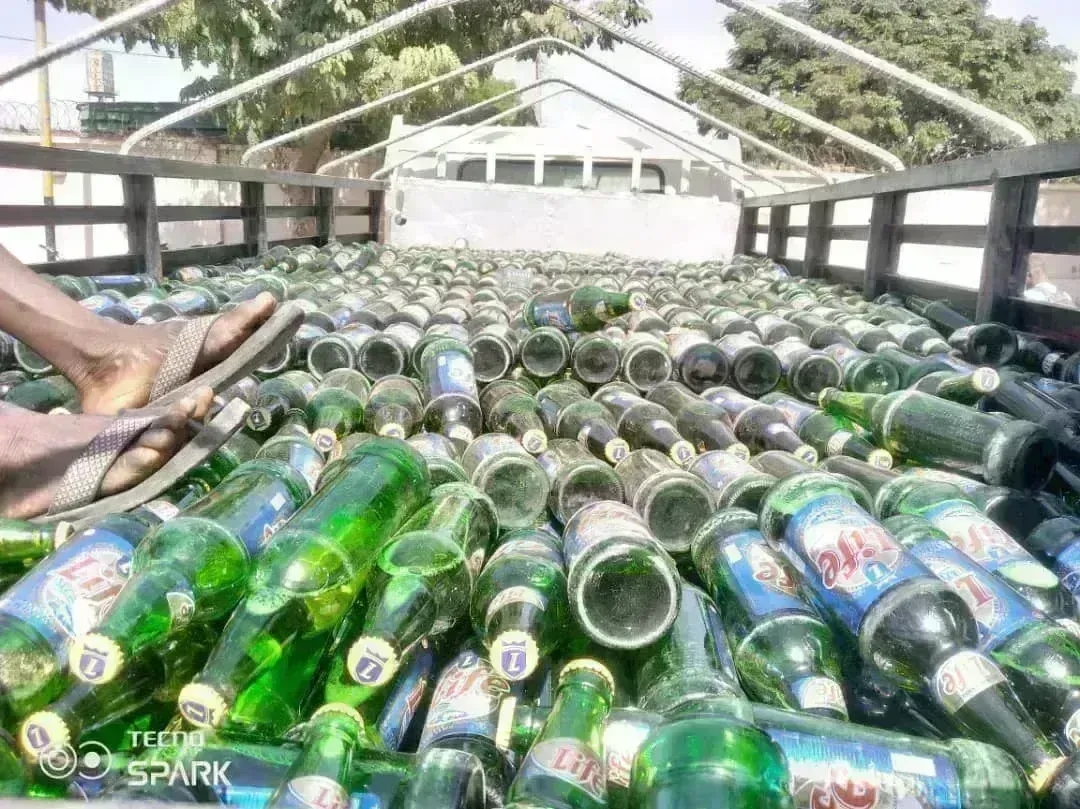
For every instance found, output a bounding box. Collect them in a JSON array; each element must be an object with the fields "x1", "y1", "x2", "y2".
[
  {"x1": 670, "y1": 440, "x2": 696, "y2": 467},
  {"x1": 312, "y1": 702, "x2": 365, "y2": 727},
  {"x1": 521, "y1": 429, "x2": 548, "y2": 456},
  {"x1": 796, "y1": 445, "x2": 819, "y2": 465},
  {"x1": 1030, "y1": 756, "x2": 1067, "y2": 794},
  {"x1": 346, "y1": 637, "x2": 400, "y2": 687},
  {"x1": 727, "y1": 443, "x2": 752, "y2": 462},
  {"x1": 19, "y1": 711, "x2": 70, "y2": 761},
  {"x1": 868, "y1": 449, "x2": 894, "y2": 470},
  {"x1": 490, "y1": 630, "x2": 539, "y2": 682},
  {"x1": 378, "y1": 423, "x2": 406, "y2": 440},
  {"x1": 494, "y1": 696, "x2": 517, "y2": 753},
  {"x1": 628, "y1": 292, "x2": 647, "y2": 312},
  {"x1": 559, "y1": 658, "x2": 616, "y2": 695},
  {"x1": 604, "y1": 439, "x2": 630, "y2": 465},
  {"x1": 177, "y1": 683, "x2": 228, "y2": 729},
  {"x1": 972, "y1": 367, "x2": 1000, "y2": 394},
  {"x1": 68, "y1": 634, "x2": 124, "y2": 684},
  {"x1": 312, "y1": 428, "x2": 338, "y2": 455}
]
